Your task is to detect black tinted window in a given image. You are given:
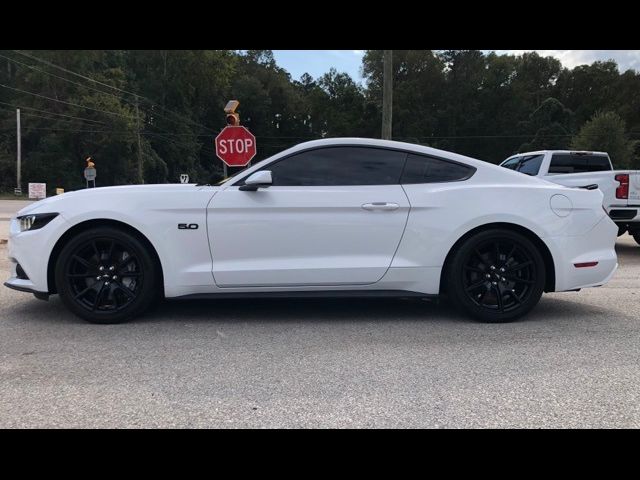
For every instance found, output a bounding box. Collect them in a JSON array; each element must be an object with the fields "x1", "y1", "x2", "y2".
[
  {"x1": 588, "y1": 155, "x2": 612, "y2": 172},
  {"x1": 517, "y1": 155, "x2": 544, "y2": 175},
  {"x1": 549, "y1": 154, "x2": 611, "y2": 174},
  {"x1": 502, "y1": 157, "x2": 521, "y2": 170},
  {"x1": 401, "y1": 154, "x2": 474, "y2": 184},
  {"x1": 262, "y1": 147, "x2": 407, "y2": 186}
]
